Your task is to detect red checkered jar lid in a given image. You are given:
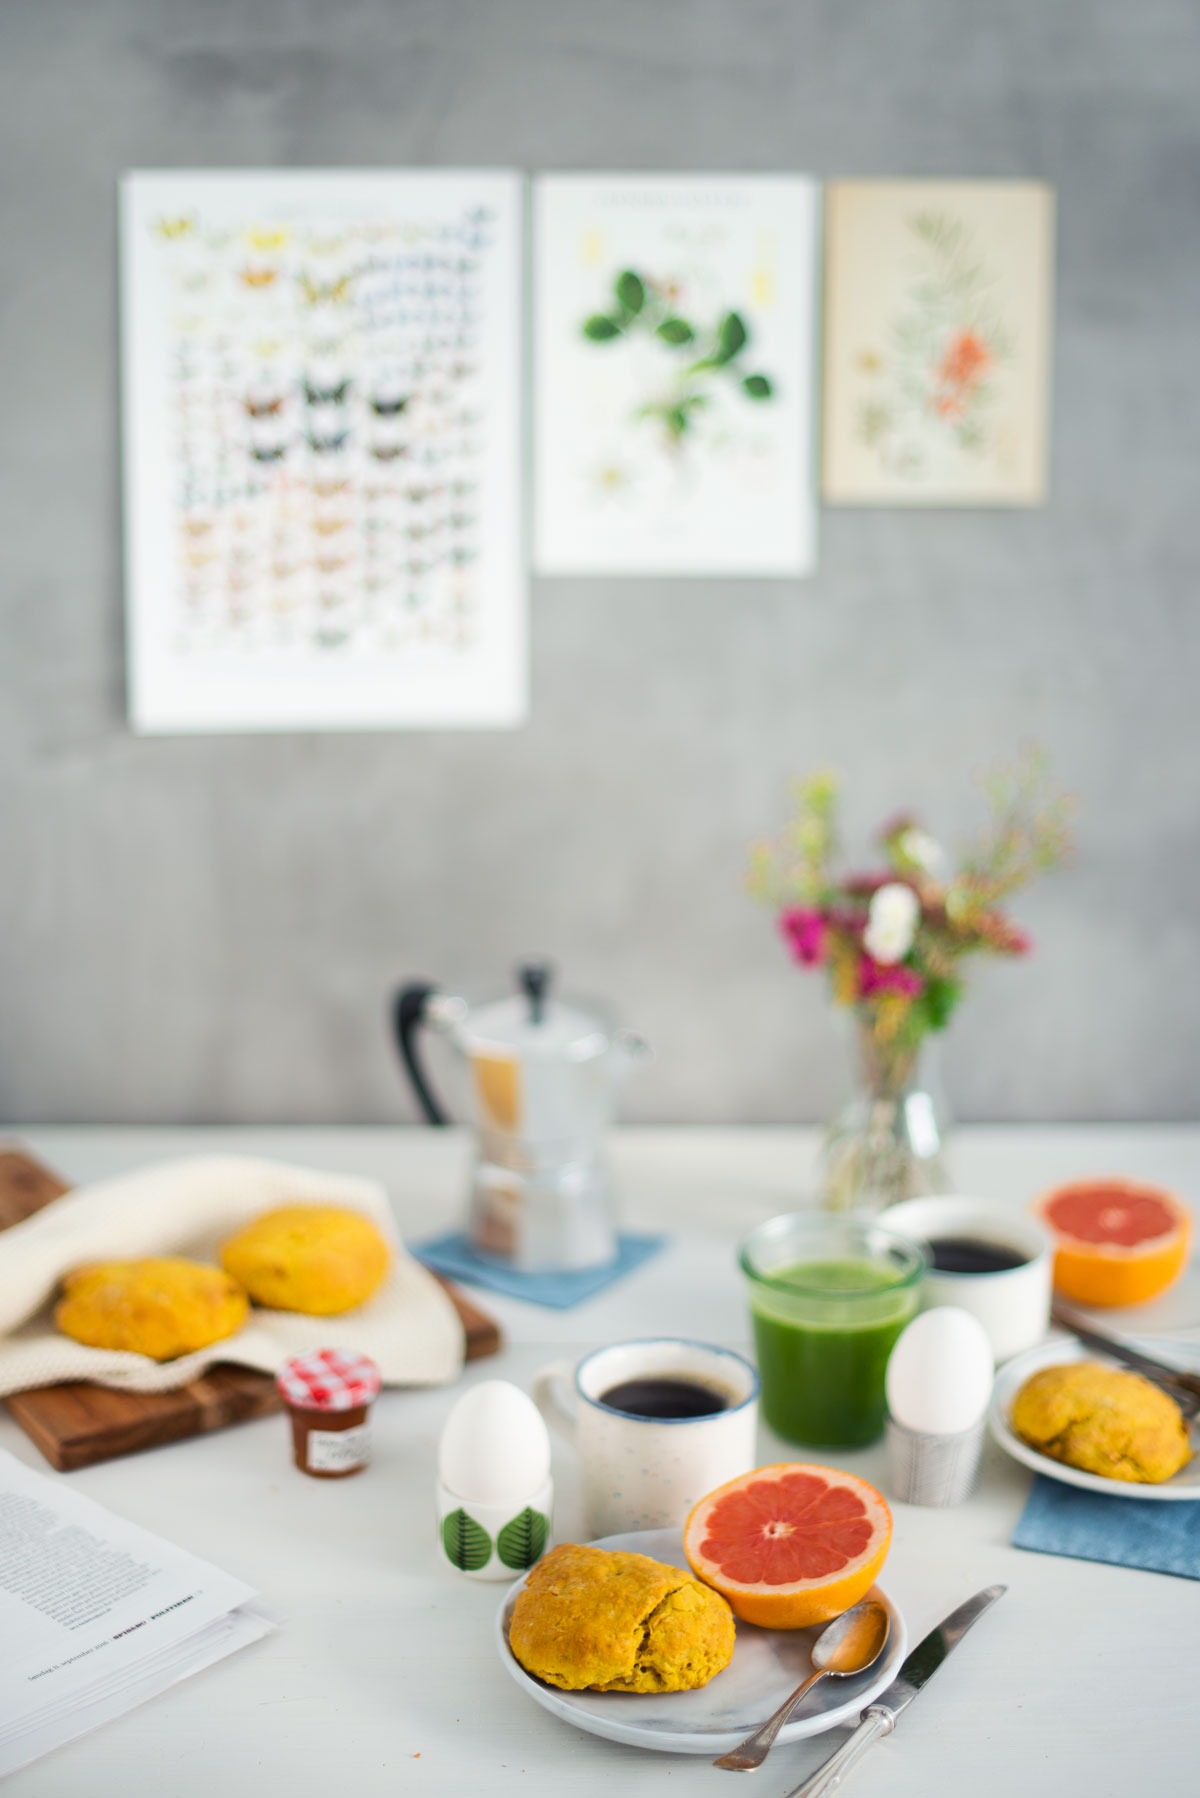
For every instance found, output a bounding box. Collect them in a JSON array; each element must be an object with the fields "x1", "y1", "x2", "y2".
[{"x1": 276, "y1": 1348, "x2": 382, "y2": 1413}]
